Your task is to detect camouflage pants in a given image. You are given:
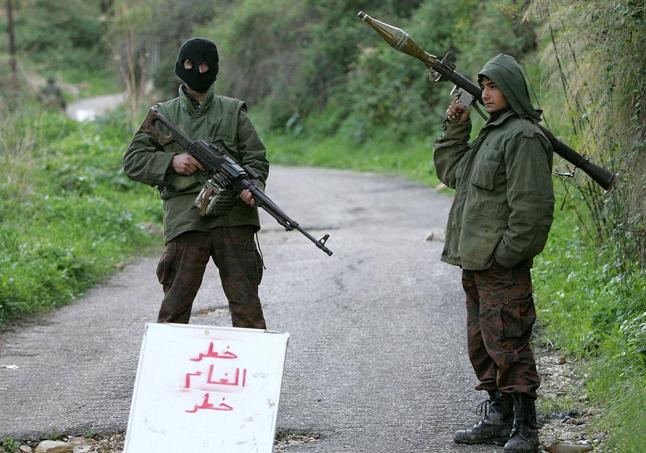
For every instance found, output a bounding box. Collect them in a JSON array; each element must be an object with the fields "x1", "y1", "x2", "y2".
[
  {"x1": 462, "y1": 261, "x2": 540, "y2": 398},
  {"x1": 156, "y1": 226, "x2": 266, "y2": 329}
]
